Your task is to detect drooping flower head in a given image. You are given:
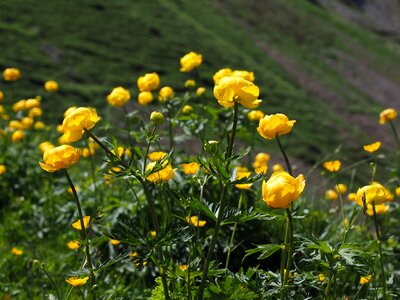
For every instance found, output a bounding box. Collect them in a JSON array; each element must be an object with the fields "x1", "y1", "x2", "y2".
[
  {"x1": 180, "y1": 51, "x2": 202, "y2": 73},
  {"x1": 214, "y1": 76, "x2": 261, "y2": 109},
  {"x1": 257, "y1": 113, "x2": 295, "y2": 139},
  {"x1": 61, "y1": 107, "x2": 99, "y2": 143}
]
